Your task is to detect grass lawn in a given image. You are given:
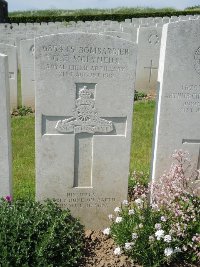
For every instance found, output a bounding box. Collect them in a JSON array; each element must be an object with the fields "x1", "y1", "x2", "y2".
[
  {"x1": 11, "y1": 100, "x2": 156, "y2": 199},
  {"x1": 130, "y1": 100, "x2": 156, "y2": 175},
  {"x1": 12, "y1": 115, "x2": 35, "y2": 200}
]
